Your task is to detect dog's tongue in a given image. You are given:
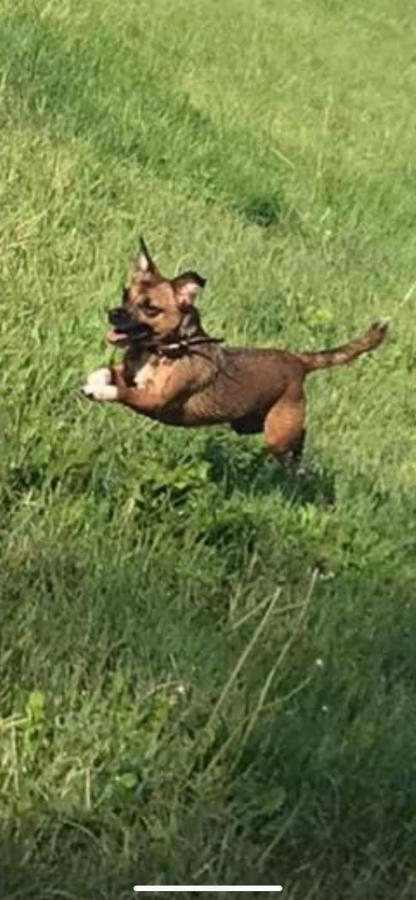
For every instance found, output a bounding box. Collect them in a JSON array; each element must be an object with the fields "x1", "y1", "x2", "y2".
[{"x1": 106, "y1": 330, "x2": 127, "y2": 345}]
